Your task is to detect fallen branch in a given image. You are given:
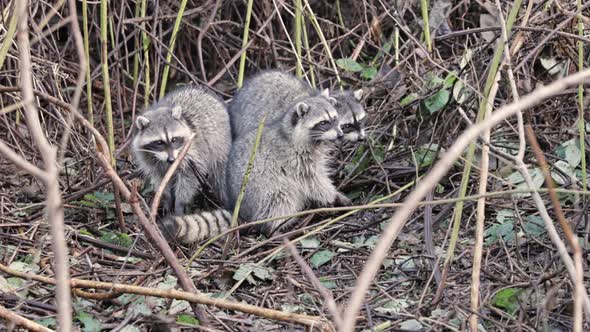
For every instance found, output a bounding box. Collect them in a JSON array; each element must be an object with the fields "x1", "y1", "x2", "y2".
[
  {"x1": 0, "y1": 305, "x2": 52, "y2": 332},
  {"x1": 0, "y1": 263, "x2": 332, "y2": 330}
]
